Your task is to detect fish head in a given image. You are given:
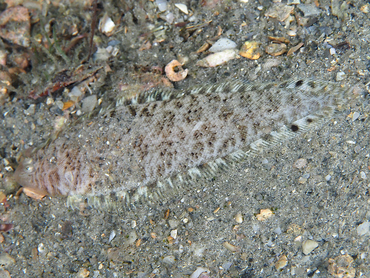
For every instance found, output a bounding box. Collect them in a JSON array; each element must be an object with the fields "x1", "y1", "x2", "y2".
[{"x1": 14, "y1": 157, "x2": 36, "y2": 189}]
